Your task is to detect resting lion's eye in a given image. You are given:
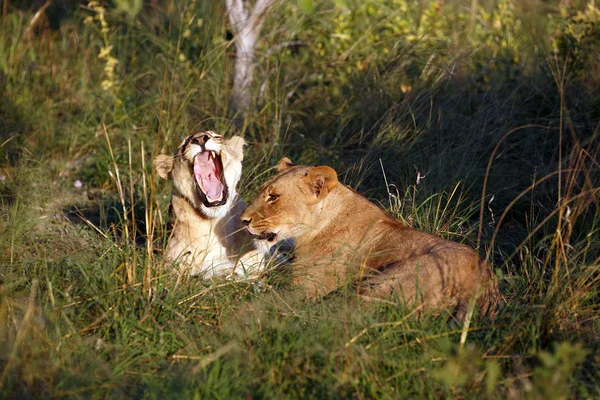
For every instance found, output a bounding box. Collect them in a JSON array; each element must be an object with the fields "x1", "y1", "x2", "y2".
[{"x1": 267, "y1": 193, "x2": 279, "y2": 203}]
